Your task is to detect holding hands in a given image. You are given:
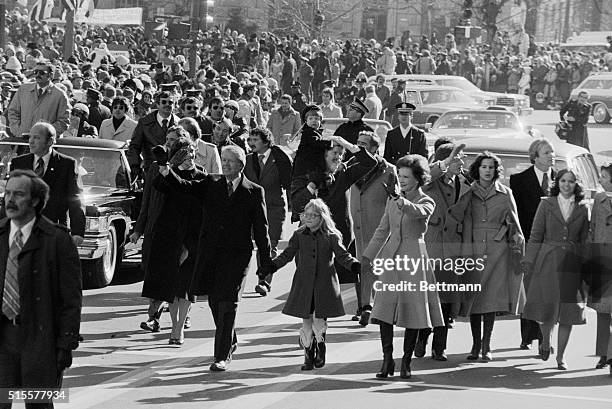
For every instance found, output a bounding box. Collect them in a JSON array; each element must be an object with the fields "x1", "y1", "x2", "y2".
[{"x1": 257, "y1": 263, "x2": 278, "y2": 280}]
